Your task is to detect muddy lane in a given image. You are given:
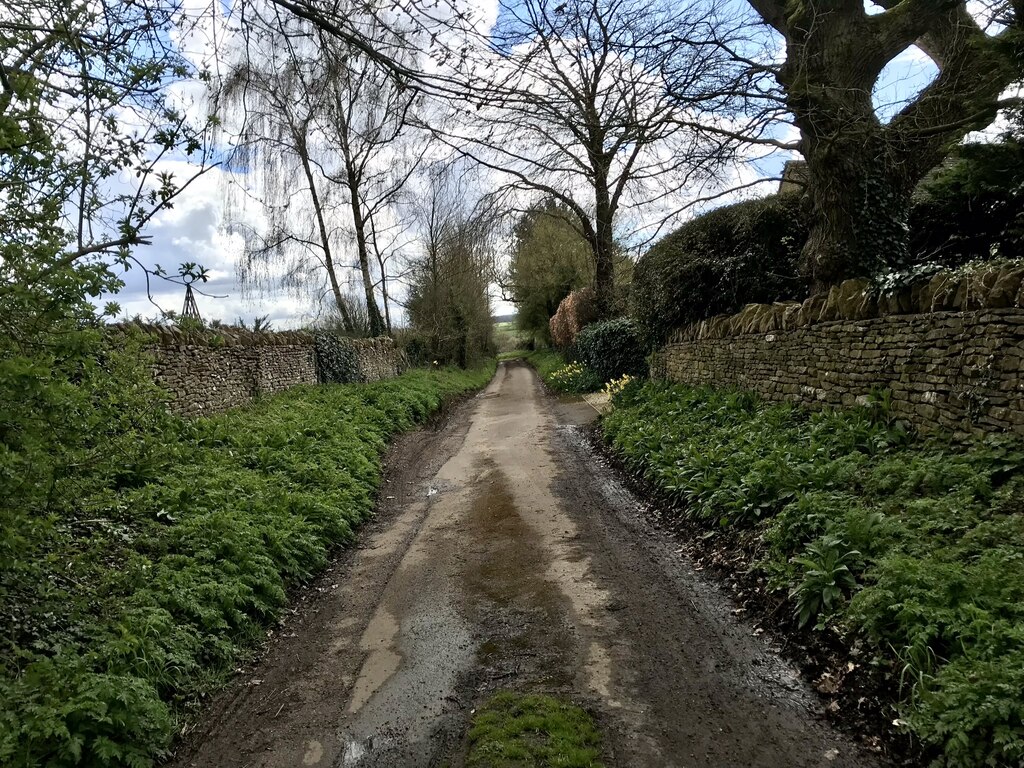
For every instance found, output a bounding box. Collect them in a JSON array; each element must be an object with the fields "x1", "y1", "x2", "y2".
[{"x1": 170, "y1": 361, "x2": 882, "y2": 768}]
